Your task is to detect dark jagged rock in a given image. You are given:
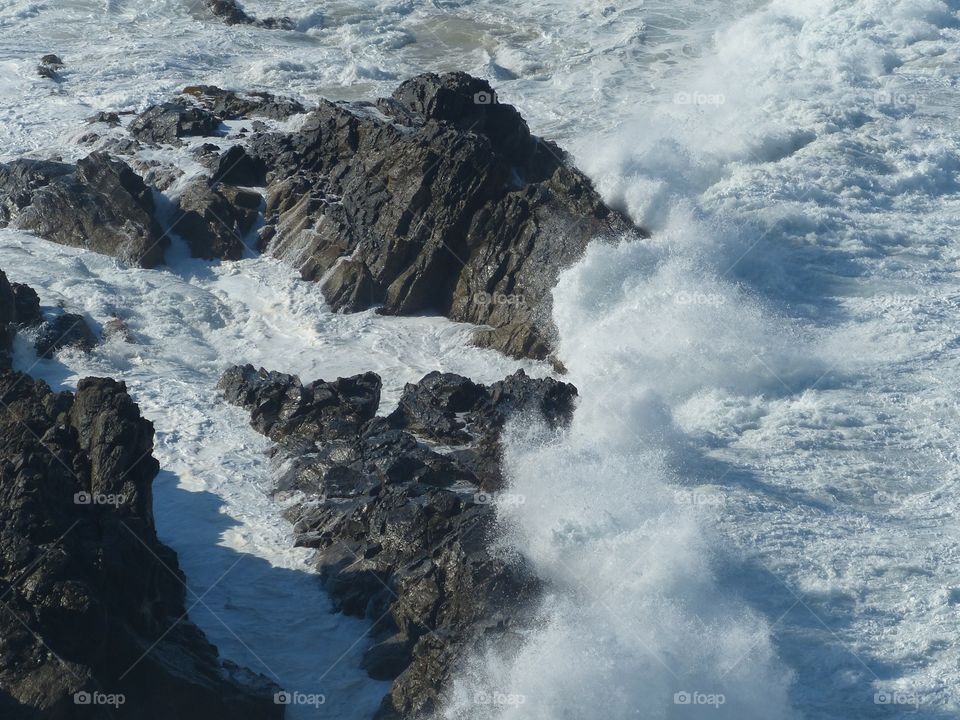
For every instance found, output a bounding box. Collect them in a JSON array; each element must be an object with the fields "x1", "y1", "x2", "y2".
[
  {"x1": 212, "y1": 145, "x2": 266, "y2": 186},
  {"x1": 0, "y1": 270, "x2": 14, "y2": 369},
  {"x1": 0, "y1": 370, "x2": 281, "y2": 718},
  {"x1": 220, "y1": 363, "x2": 578, "y2": 718},
  {"x1": 183, "y1": 85, "x2": 305, "y2": 121},
  {"x1": 0, "y1": 153, "x2": 167, "y2": 267},
  {"x1": 249, "y1": 71, "x2": 647, "y2": 360},
  {"x1": 387, "y1": 369, "x2": 577, "y2": 488},
  {"x1": 320, "y1": 259, "x2": 378, "y2": 314},
  {"x1": 174, "y1": 179, "x2": 261, "y2": 260},
  {"x1": 205, "y1": 0, "x2": 294, "y2": 29},
  {"x1": 129, "y1": 102, "x2": 220, "y2": 146},
  {"x1": 37, "y1": 54, "x2": 64, "y2": 80},
  {"x1": 87, "y1": 111, "x2": 122, "y2": 127},
  {"x1": 218, "y1": 363, "x2": 382, "y2": 444},
  {"x1": 34, "y1": 313, "x2": 98, "y2": 358},
  {"x1": 11, "y1": 283, "x2": 43, "y2": 327}
]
